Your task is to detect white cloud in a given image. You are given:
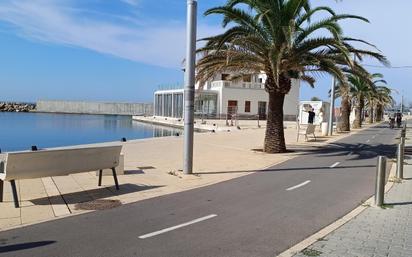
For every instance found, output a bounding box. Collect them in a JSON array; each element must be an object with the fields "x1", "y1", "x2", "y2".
[
  {"x1": 121, "y1": 0, "x2": 140, "y2": 6},
  {"x1": 0, "y1": 0, "x2": 221, "y2": 68}
]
